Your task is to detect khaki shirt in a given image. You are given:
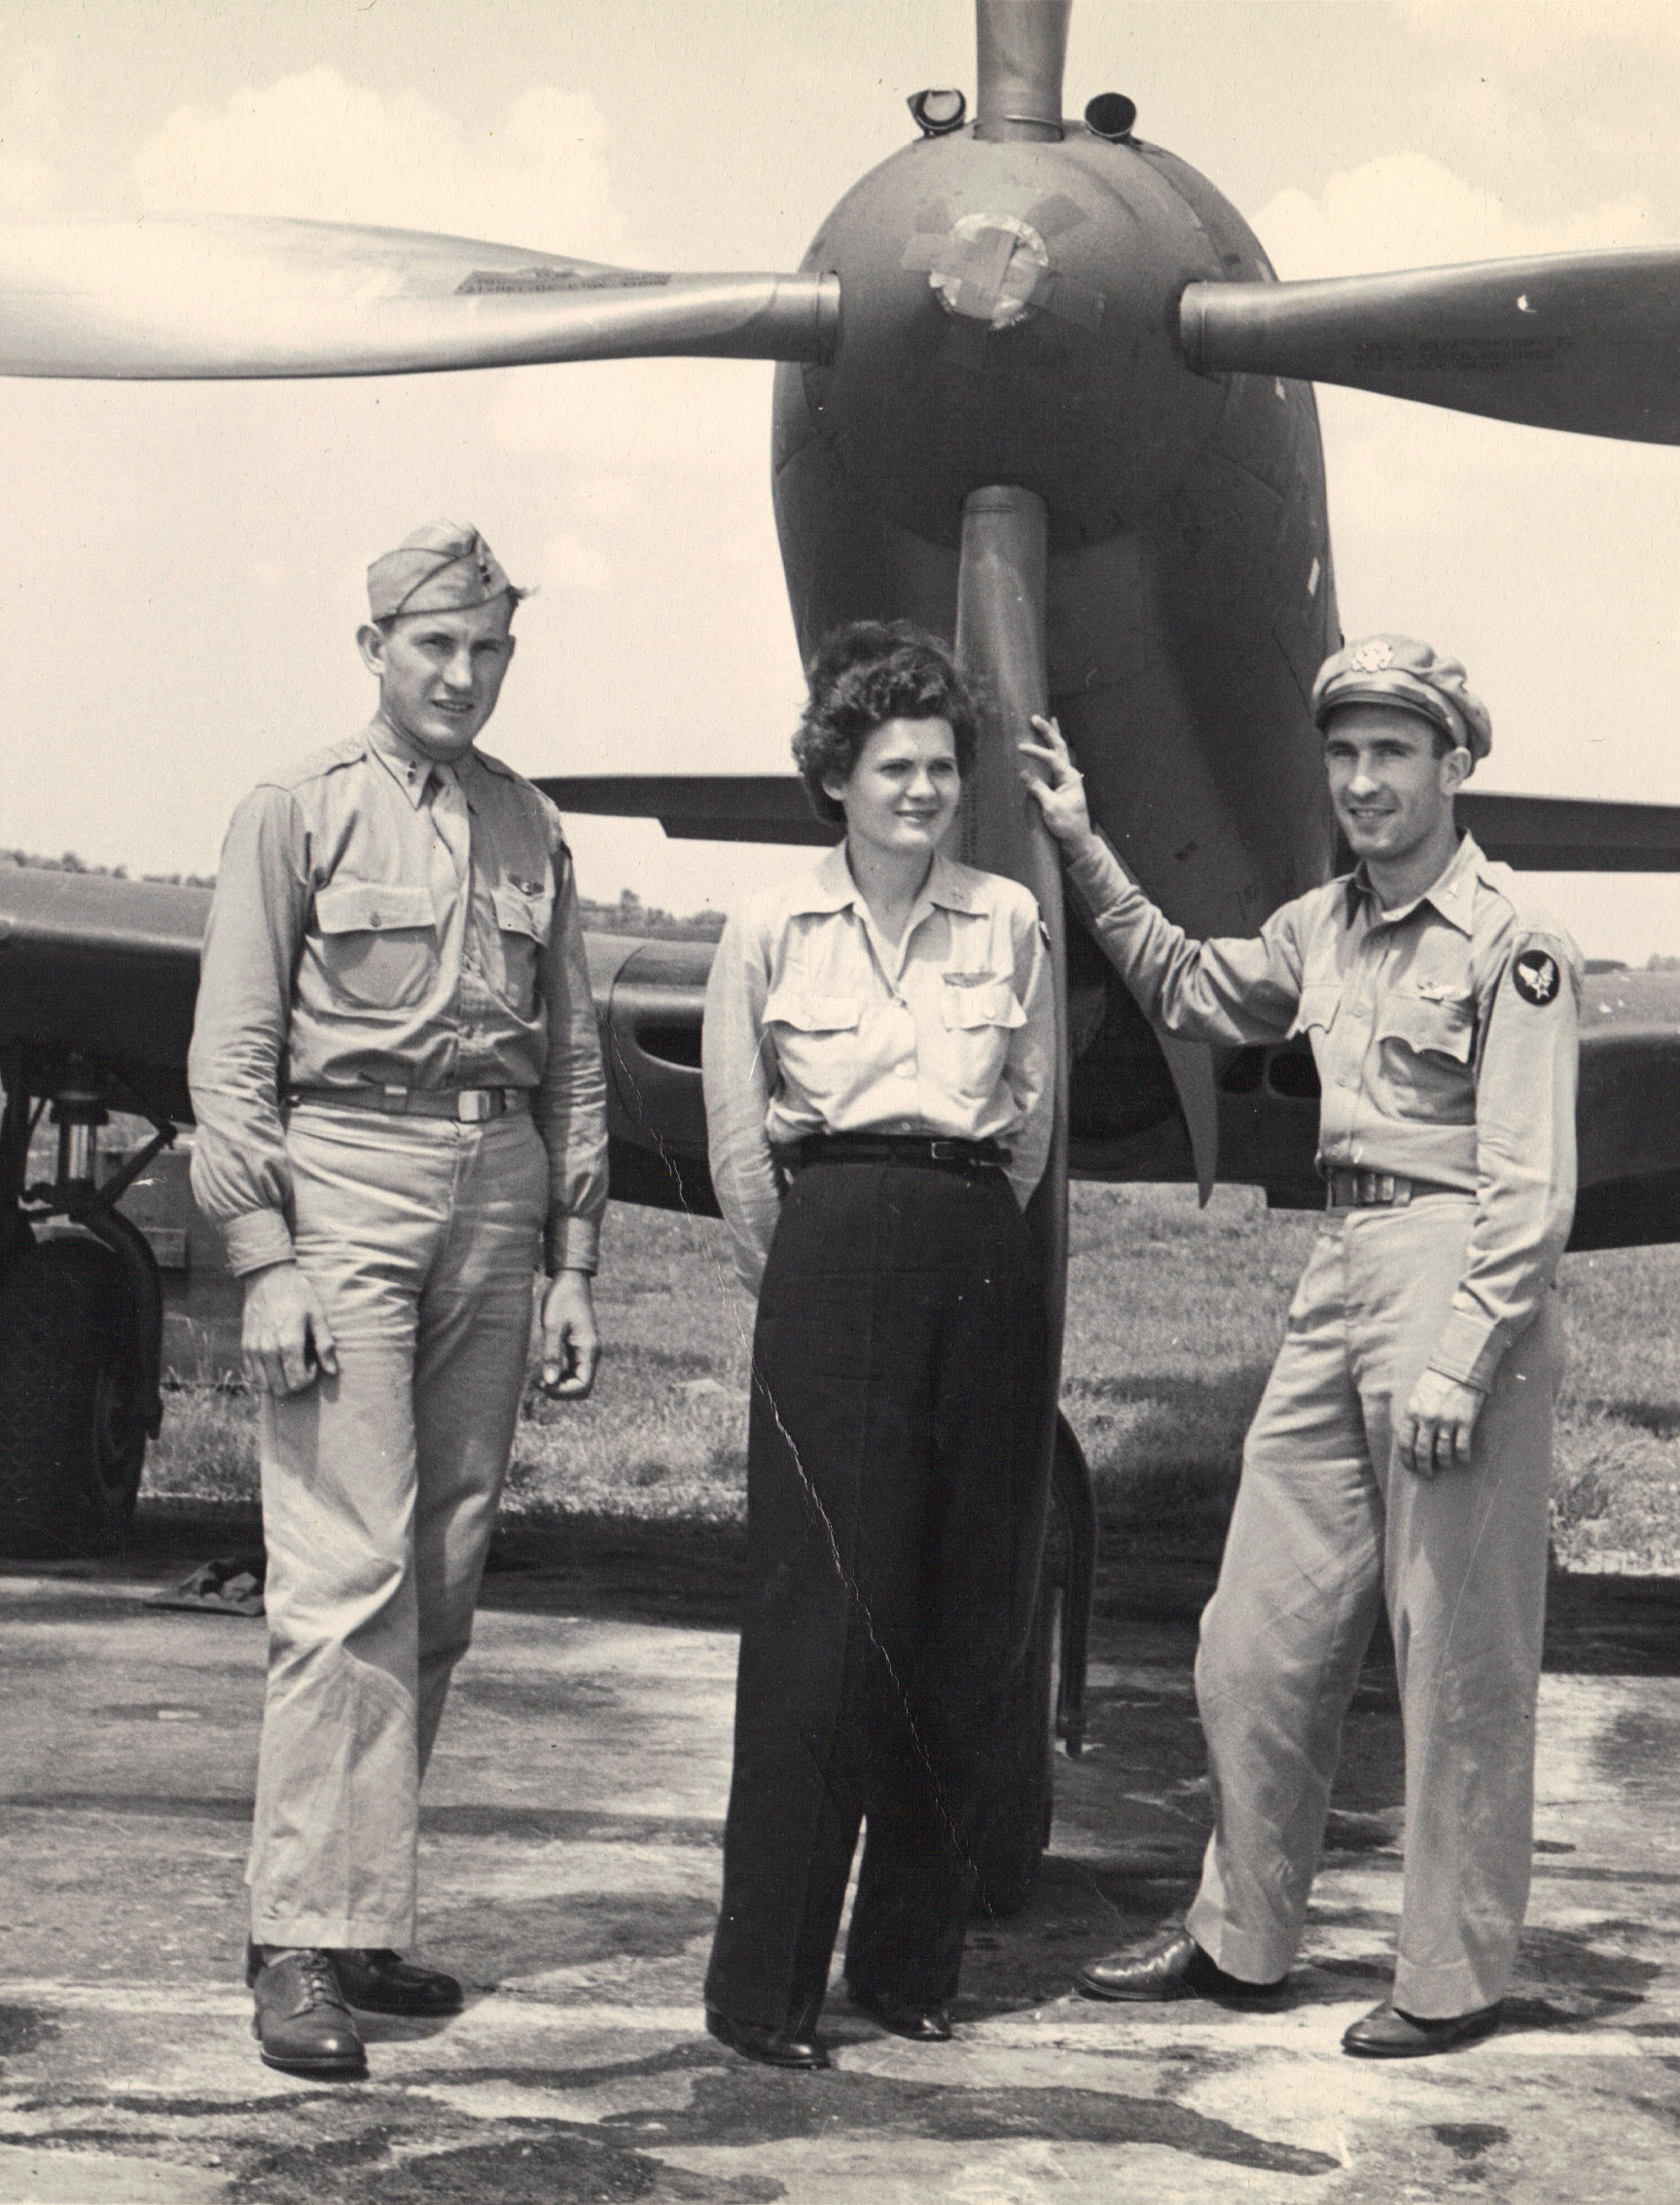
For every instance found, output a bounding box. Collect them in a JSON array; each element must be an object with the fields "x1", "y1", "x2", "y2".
[
  {"x1": 703, "y1": 844, "x2": 1055, "y2": 1296},
  {"x1": 1065, "y1": 830, "x2": 1580, "y2": 1391},
  {"x1": 188, "y1": 716, "x2": 609, "y2": 1277}
]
